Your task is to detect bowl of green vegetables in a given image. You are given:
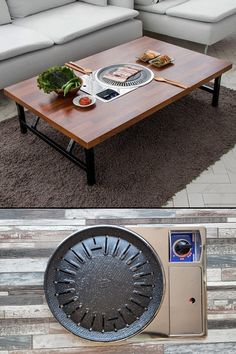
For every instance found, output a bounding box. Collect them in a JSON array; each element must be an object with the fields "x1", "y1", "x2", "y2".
[{"x1": 37, "y1": 66, "x2": 83, "y2": 97}]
